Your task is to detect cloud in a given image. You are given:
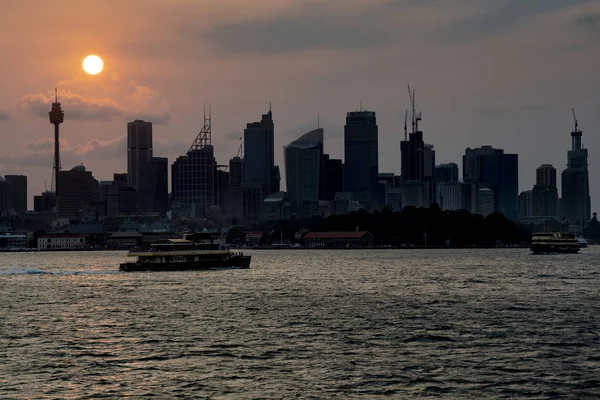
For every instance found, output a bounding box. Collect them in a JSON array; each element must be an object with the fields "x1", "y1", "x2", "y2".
[
  {"x1": 16, "y1": 90, "x2": 171, "y2": 124},
  {"x1": 576, "y1": 12, "x2": 600, "y2": 37},
  {"x1": 204, "y1": 0, "x2": 593, "y2": 55},
  {"x1": 206, "y1": 1, "x2": 401, "y2": 55},
  {"x1": 0, "y1": 136, "x2": 127, "y2": 168}
]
